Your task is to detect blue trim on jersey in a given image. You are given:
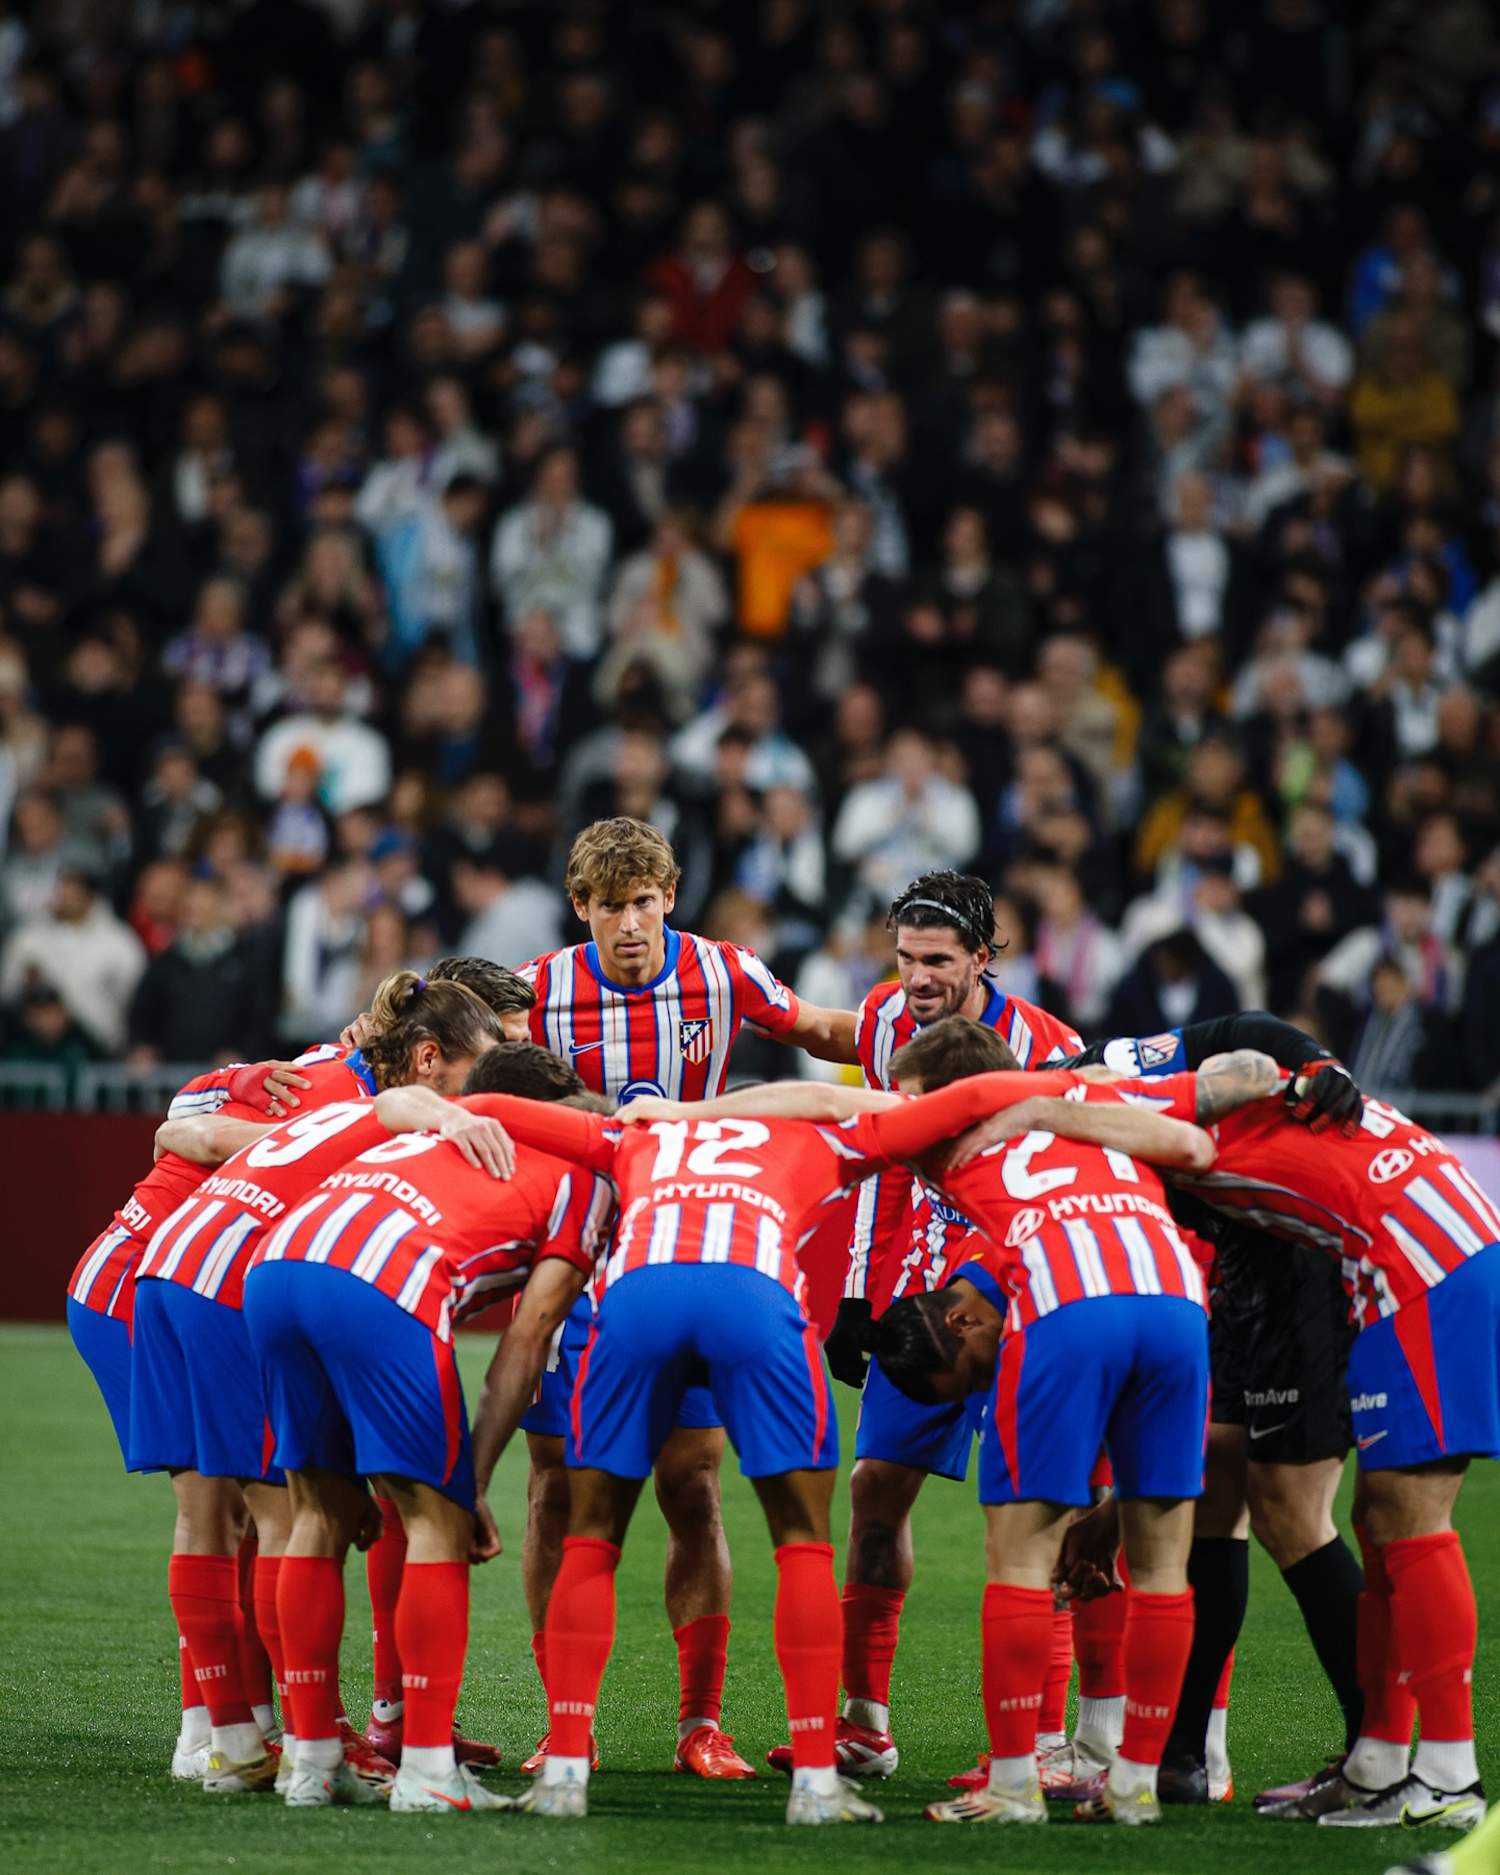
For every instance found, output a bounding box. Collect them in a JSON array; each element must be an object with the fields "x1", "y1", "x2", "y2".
[
  {"x1": 585, "y1": 926, "x2": 683, "y2": 996},
  {"x1": 978, "y1": 980, "x2": 1008, "y2": 1032},
  {"x1": 955, "y1": 1260, "x2": 1006, "y2": 1314},
  {"x1": 345, "y1": 1049, "x2": 378, "y2": 1095}
]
